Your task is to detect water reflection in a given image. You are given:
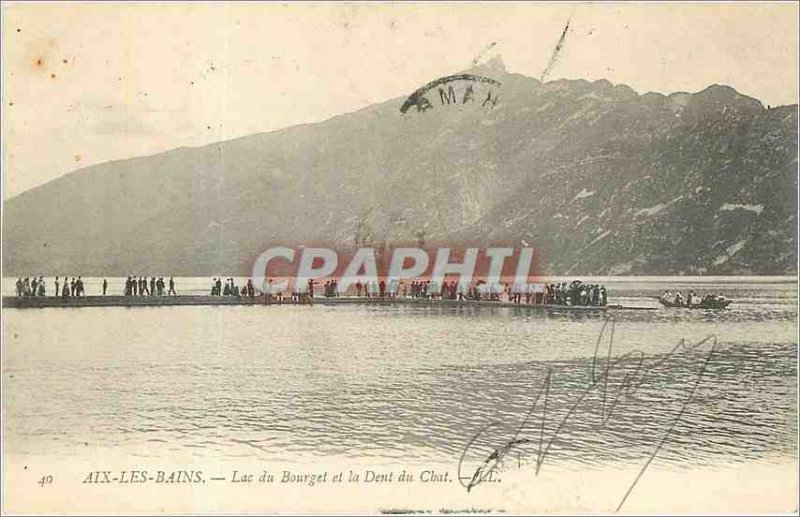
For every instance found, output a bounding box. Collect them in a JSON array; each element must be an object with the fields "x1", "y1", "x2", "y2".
[{"x1": 2, "y1": 282, "x2": 797, "y2": 470}]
